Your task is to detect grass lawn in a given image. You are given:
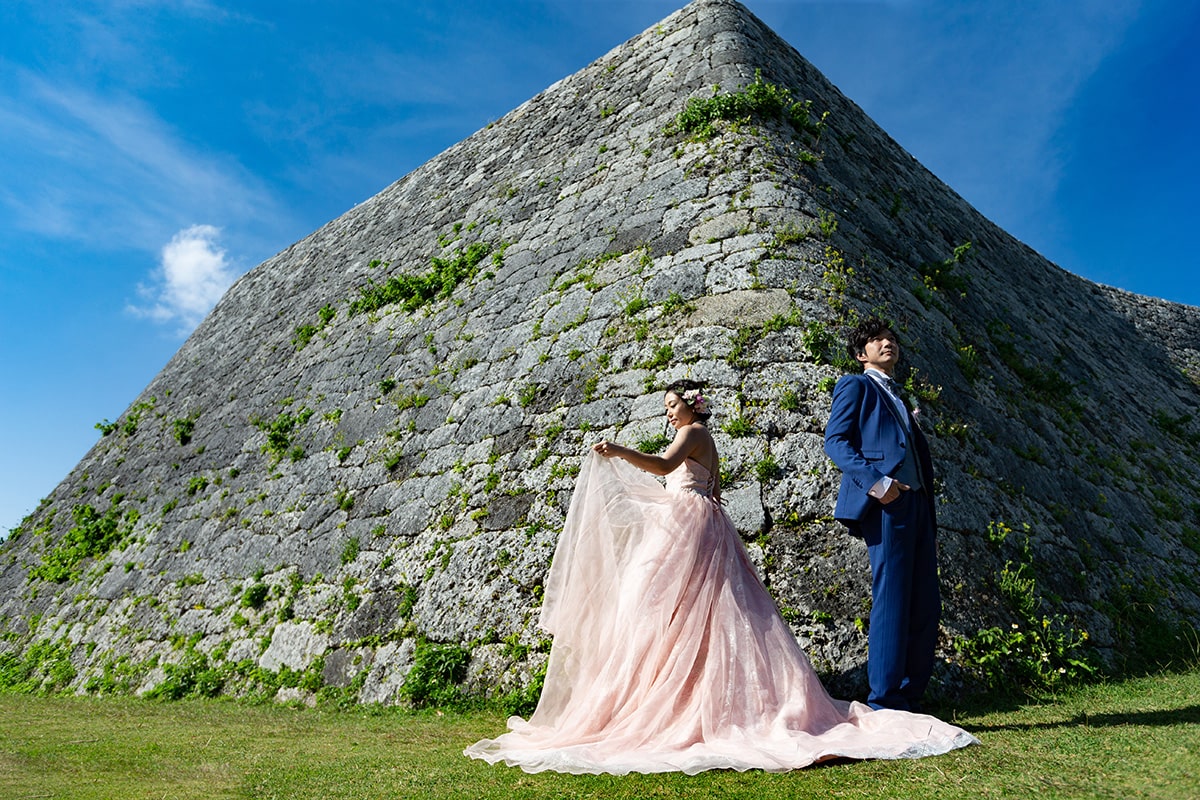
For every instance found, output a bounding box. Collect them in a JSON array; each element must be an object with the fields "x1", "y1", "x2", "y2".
[{"x1": 1, "y1": 669, "x2": 1197, "y2": 799}]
